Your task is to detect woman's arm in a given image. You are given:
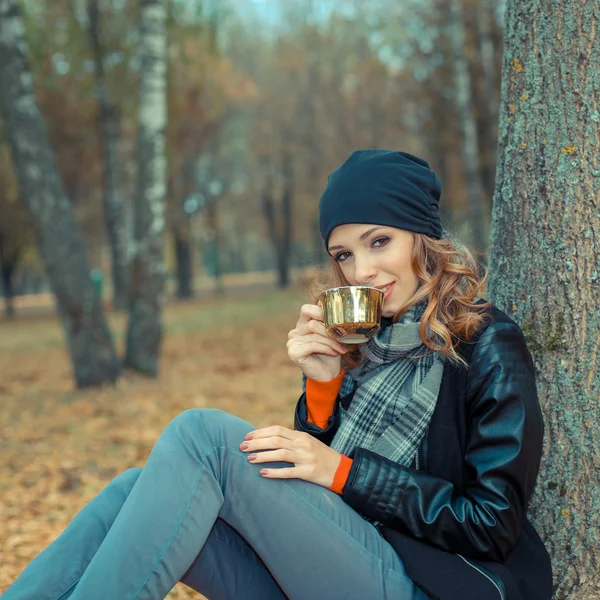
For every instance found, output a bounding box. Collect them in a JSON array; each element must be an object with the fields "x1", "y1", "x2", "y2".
[
  {"x1": 339, "y1": 320, "x2": 544, "y2": 562},
  {"x1": 305, "y1": 369, "x2": 345, "y2": 428},
  {"x1": 293, "y1": 378, "x2": 342, "y2": 445}
]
